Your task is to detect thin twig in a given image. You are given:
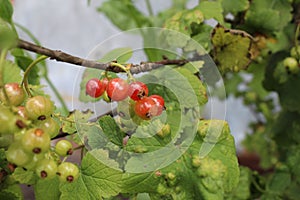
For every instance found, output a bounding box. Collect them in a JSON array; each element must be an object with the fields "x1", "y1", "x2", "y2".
[{"x1": 17, "y1": 39, "x2": 189, "y2": 74}]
